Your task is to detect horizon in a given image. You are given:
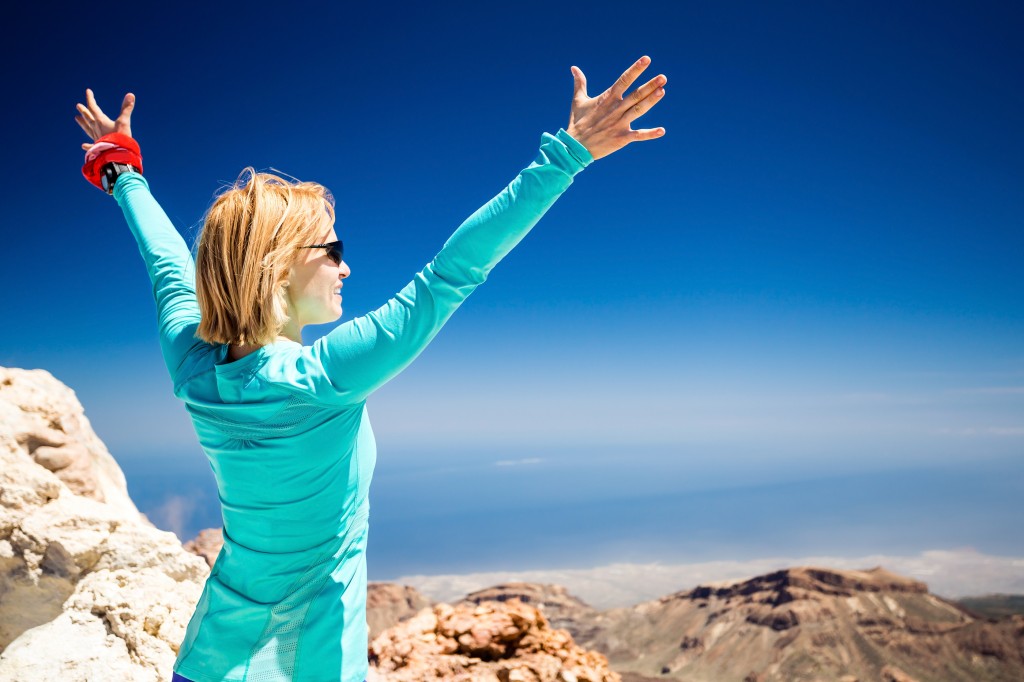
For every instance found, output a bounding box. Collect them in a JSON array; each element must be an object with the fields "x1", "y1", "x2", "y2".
[{"x1": 3, "y1": 0, "x2": 1021, "y2": 597}]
